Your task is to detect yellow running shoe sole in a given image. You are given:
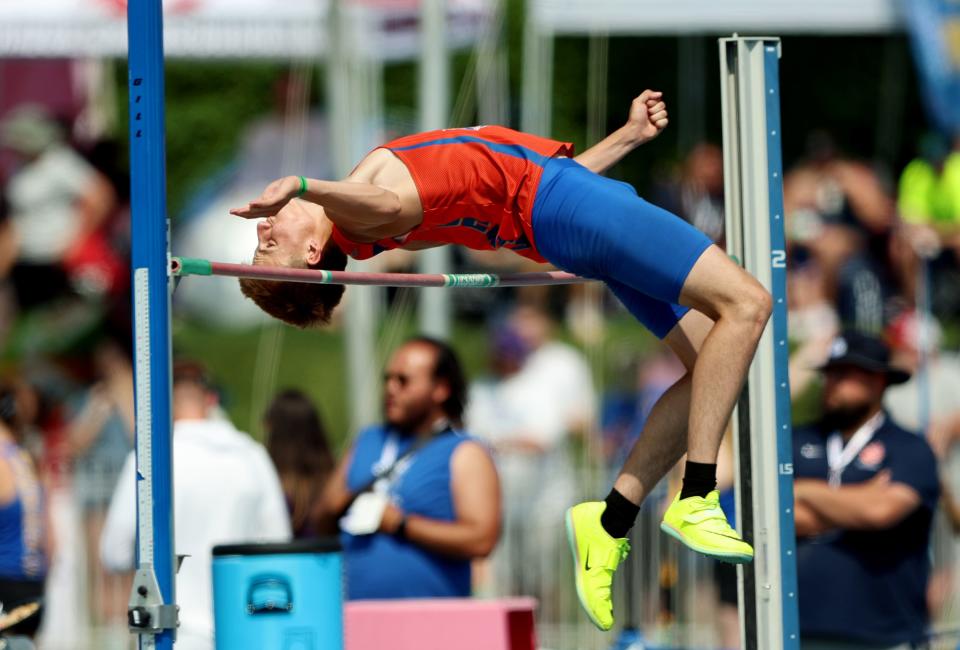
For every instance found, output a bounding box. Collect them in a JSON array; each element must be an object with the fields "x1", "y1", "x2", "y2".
[{"x1": 659, "y1": 521, "x2": 754, "y2": 564}]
